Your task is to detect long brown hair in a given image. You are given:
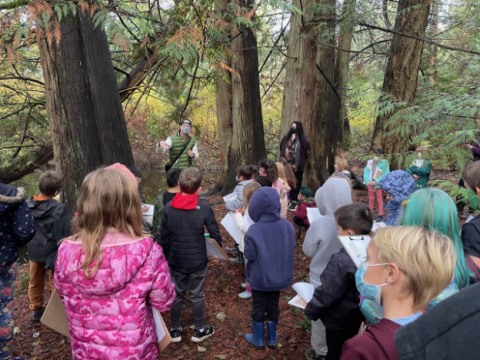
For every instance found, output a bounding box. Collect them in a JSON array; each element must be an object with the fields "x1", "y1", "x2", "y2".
[
  {"x1": 243, "y1": 182, "x2": 261, "y2": 209},
  {"x1": 71, "y1": 168, "x2": 144, "y2": 279},
  {"x1": 278, "y1": 157, "x2": 297, "y2": 189}
]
